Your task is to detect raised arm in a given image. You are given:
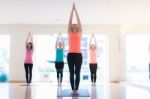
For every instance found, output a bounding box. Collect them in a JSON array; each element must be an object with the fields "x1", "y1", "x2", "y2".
[
  {"x1": 58, "y1": 32, "x2": 65, "y2": 49},
  {"x1": 29, "y1": 32, "x2": 34, "y2": 50},
  {"x1": 60, "y1": 33, "x2": 65, "y2": 49},
  {"x1": 55, "y1": 33, "x2": 60, "y2": 48},
  {"x1": 68, "y1": 4, "x2": 74, "y2": 33},
  {"x1": 74, "y1": 3, "x2": 82, "y2": 33},
  {"x1": 26, "y1": 33, "x2": 30, "y2": 46},
  {"x1": 93, "y1": 34, "x2": 97, "y2": 48},
  {"x1": 89, "y1": 35, "x2": 92, "y2": 47},
  {"x1": 89, "y1": 33, "x2": 97, "y2": 48}
]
